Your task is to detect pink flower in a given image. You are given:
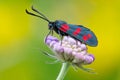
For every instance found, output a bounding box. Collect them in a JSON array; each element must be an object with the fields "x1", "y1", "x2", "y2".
[{"x1": 45, "y1": 35, "x2": 95, "y2": 72}]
